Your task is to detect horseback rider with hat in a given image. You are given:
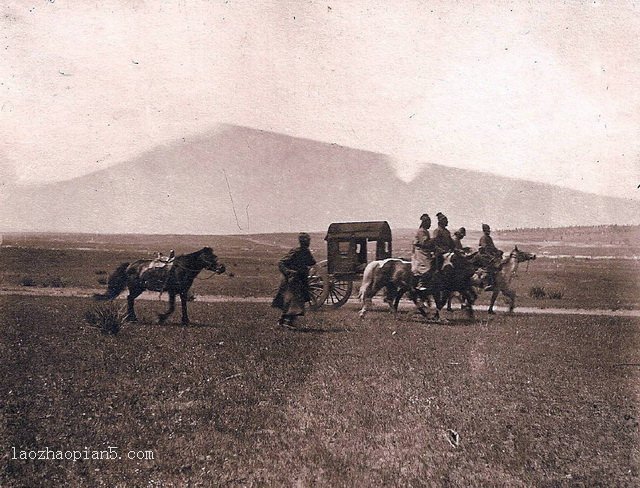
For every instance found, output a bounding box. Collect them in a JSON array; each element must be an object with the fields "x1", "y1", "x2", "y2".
[
  {"x1": 478, "y1": 223, "x2": 503, "y2": 291},
  {"x1": 272, "y1": 232, "x2": 317, "y2": 329},
  {"x1": 432, "y1": 212, "x2": 456, "y2": 252},
  {"x1": 412, "y1": 213, "x2": 436, "y2": 291},
  {"x1": 453, "y1": 227, "x2": 470, "y2": 254}
]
